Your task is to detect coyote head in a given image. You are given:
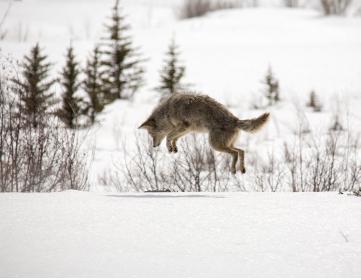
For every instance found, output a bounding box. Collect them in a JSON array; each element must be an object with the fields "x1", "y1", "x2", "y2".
[{"x1": 138, "y1": 118, "x2": 166, "y2": 148}]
